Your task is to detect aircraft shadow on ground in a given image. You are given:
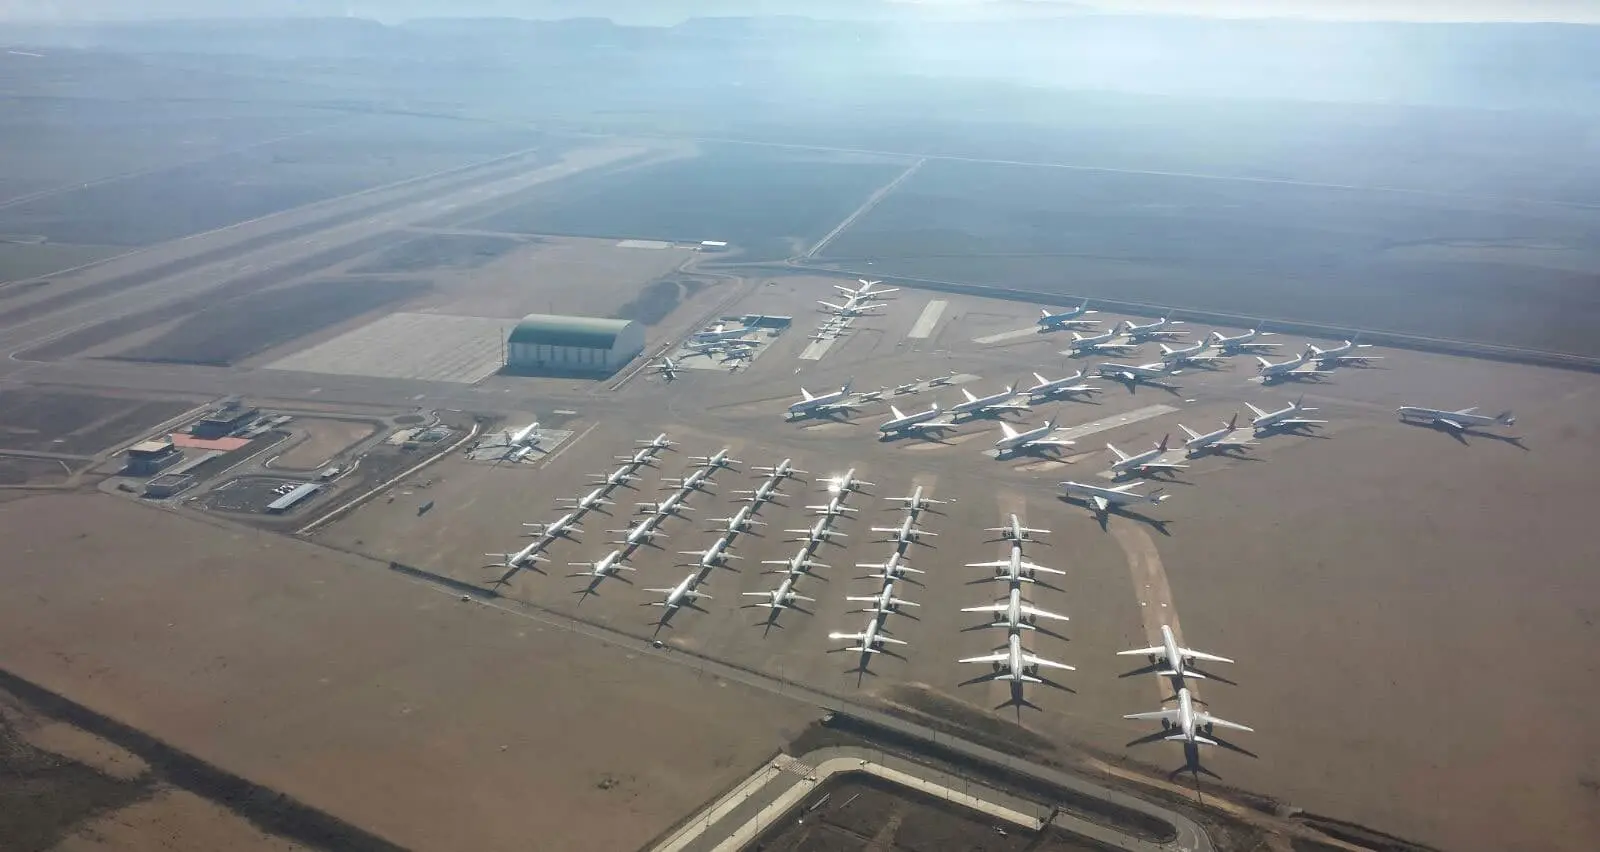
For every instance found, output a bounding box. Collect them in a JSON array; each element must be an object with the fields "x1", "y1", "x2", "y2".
[{"x1": 1398, "y1": 418, "x2": 1529, "y2": 450}]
